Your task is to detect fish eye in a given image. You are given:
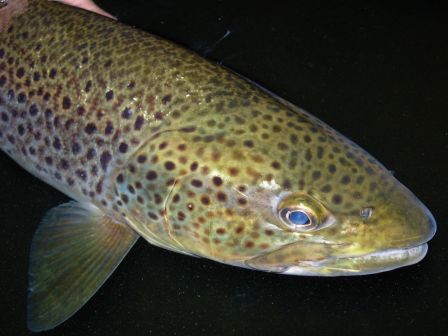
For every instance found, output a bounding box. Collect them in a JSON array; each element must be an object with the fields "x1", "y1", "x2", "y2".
[
  {"x1": 360, "y1": 207, "x2": 373, "y2": 220},
  {"x1": 279, "y1": 207, "x2": 318, "y2": 231}
]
